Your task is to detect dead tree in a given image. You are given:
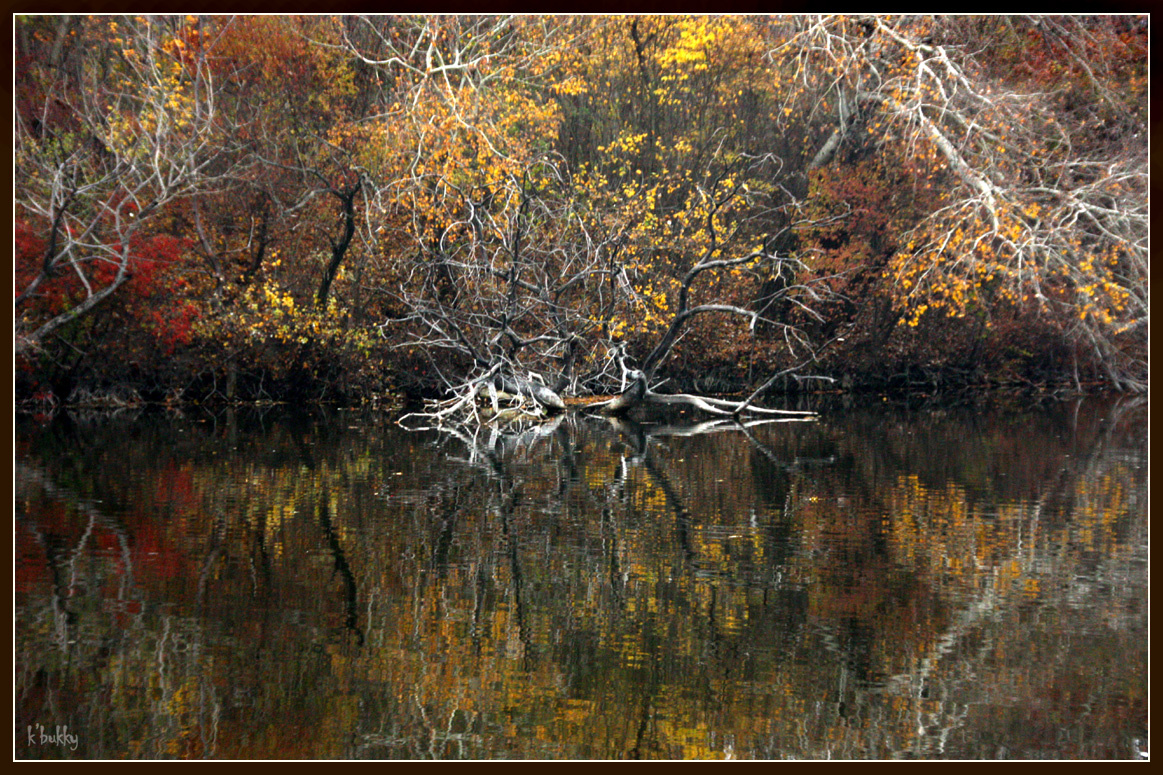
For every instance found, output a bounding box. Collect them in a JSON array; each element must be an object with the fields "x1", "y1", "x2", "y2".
[
  {"x1": 585, "y1": 237, "x2": 833, "y2": 418},
  {"x1": 383, "y1": 133, "x2": 847, "y2": 430}
]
